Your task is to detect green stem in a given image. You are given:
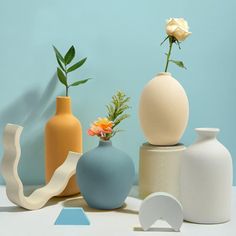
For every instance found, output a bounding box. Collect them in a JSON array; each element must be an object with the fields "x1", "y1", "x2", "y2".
[
  {"x1": 65, "y1": 64, "x2": 69, "y2": 96},
  {"x1": 164, "y1": 37, "x2": 174, "y2": 72}
]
